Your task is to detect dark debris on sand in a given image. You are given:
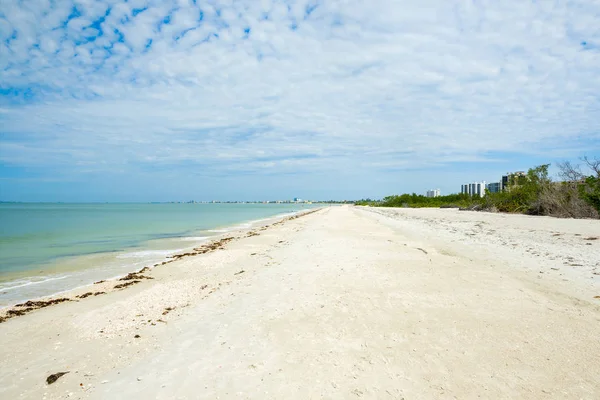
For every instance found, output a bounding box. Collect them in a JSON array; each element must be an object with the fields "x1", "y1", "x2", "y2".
[
  {"x1": 119, "y1": 272, "x2": 154, "y2": 281},
  {"x1": 114, "y1": 280, "x2": 141, "y2": 289},
  {"x1": 0, "y1": 298, "x2": 74, "y2": 324},
  {"x1": 76, "y1": 291, "x2": 106, "y2": 299},
  {"x1": 46, "y1": 371, "x2": 69, "y2": 385}
]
